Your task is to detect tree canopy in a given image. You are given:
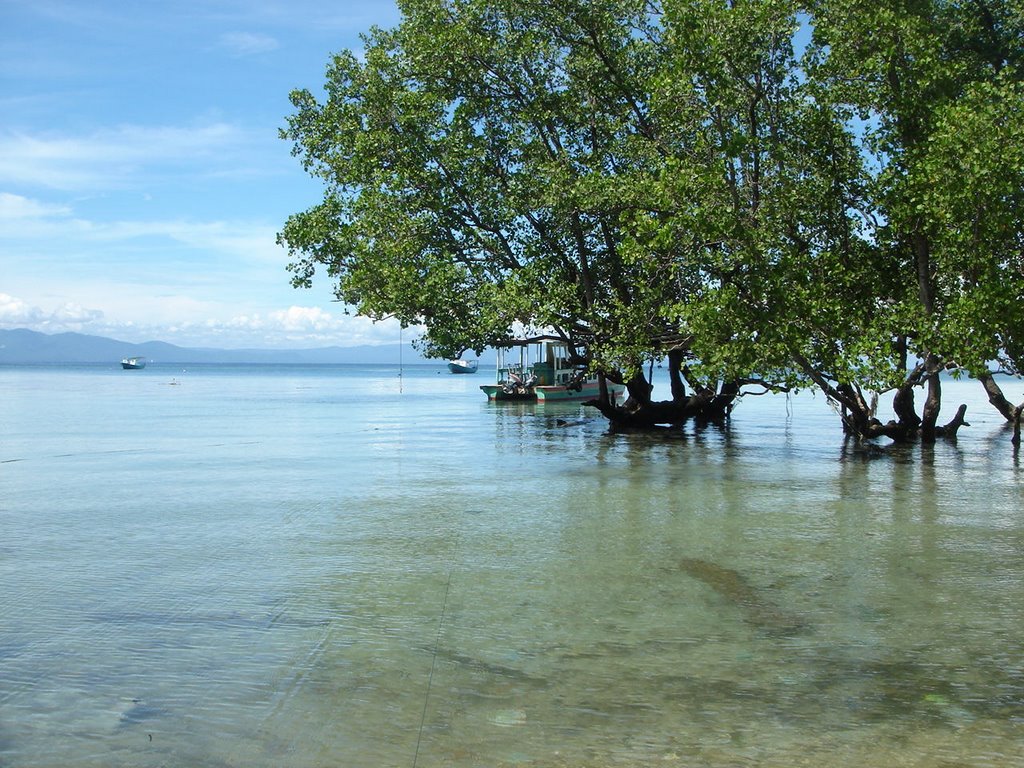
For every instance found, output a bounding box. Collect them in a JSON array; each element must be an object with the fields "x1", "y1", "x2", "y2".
[{"x1": 280, "y1": 0, "x2": 1024, "y2": 442}]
